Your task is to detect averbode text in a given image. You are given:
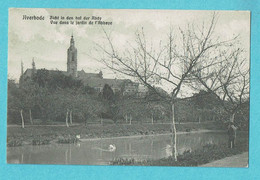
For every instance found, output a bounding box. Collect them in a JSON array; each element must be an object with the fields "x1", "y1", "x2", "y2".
[
  {"x1": 22, "y1": 15, "x2": 45, "y2": 20},
  {"x1": 49, "y1": 15, "x2": 112, "y2": 25}
]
